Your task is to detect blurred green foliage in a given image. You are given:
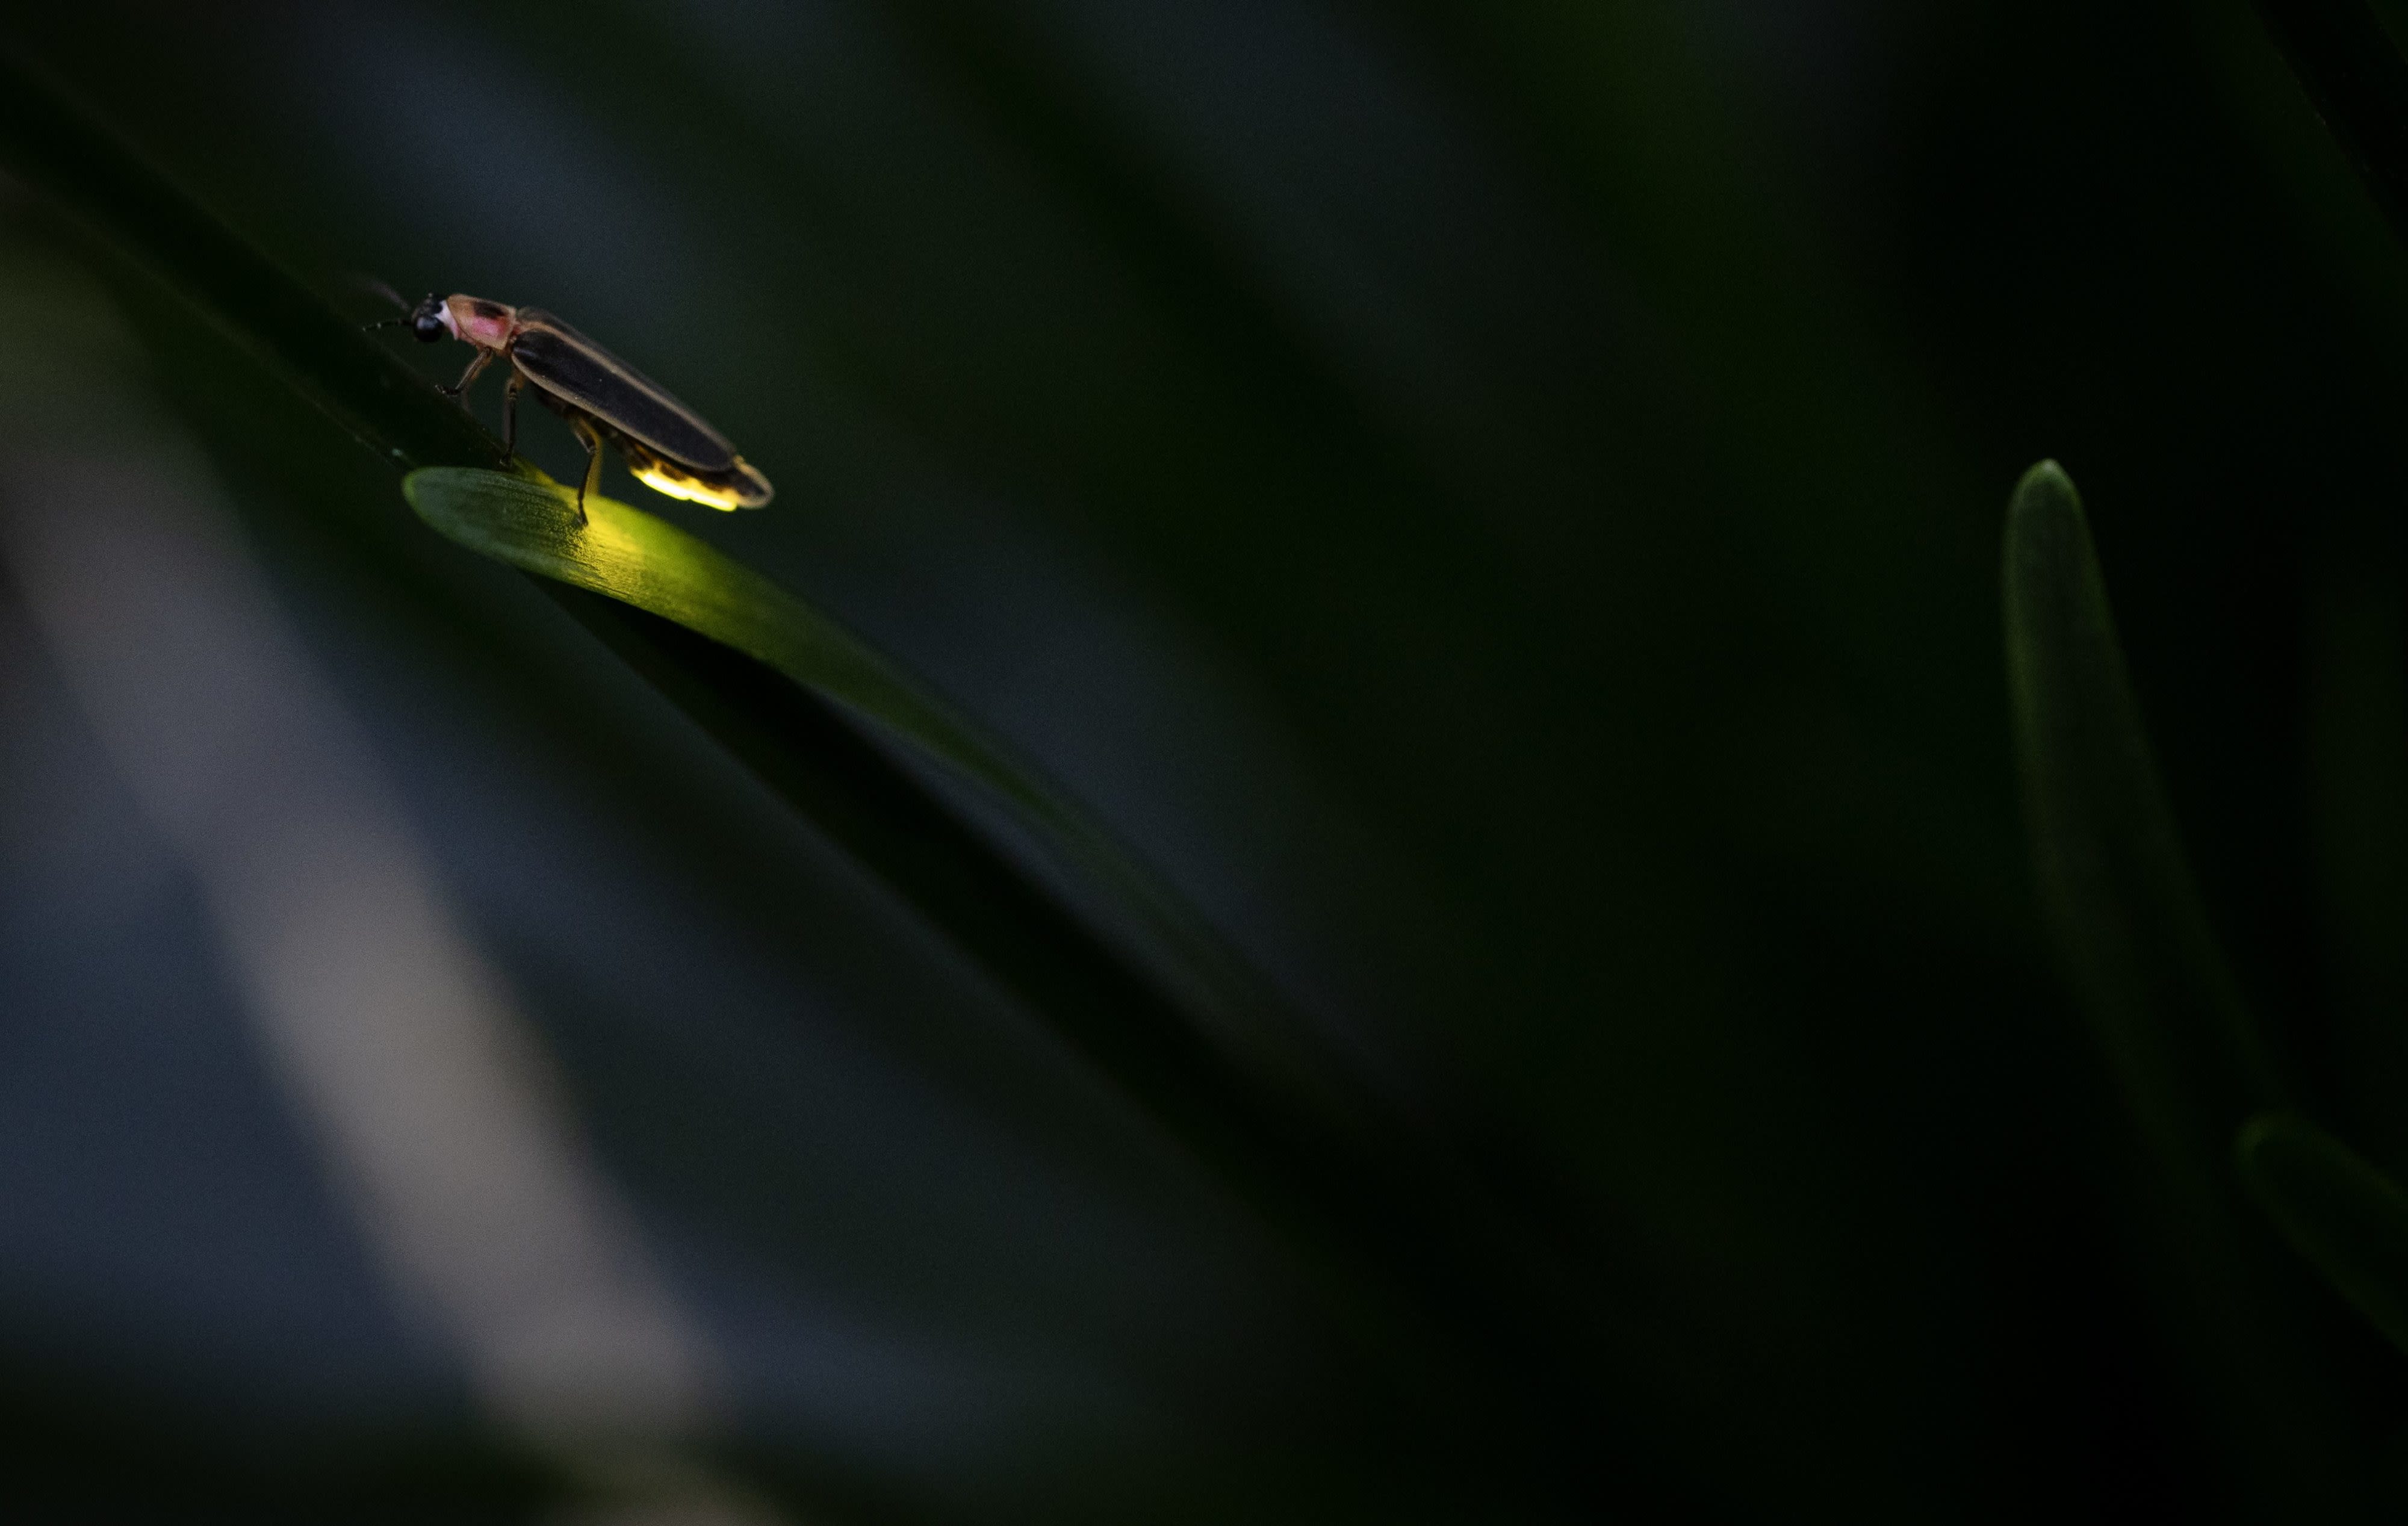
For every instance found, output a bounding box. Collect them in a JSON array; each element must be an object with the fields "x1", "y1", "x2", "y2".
[{"x1": 11, "y1": 0, "x2": 2408, "y2": 1521}]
